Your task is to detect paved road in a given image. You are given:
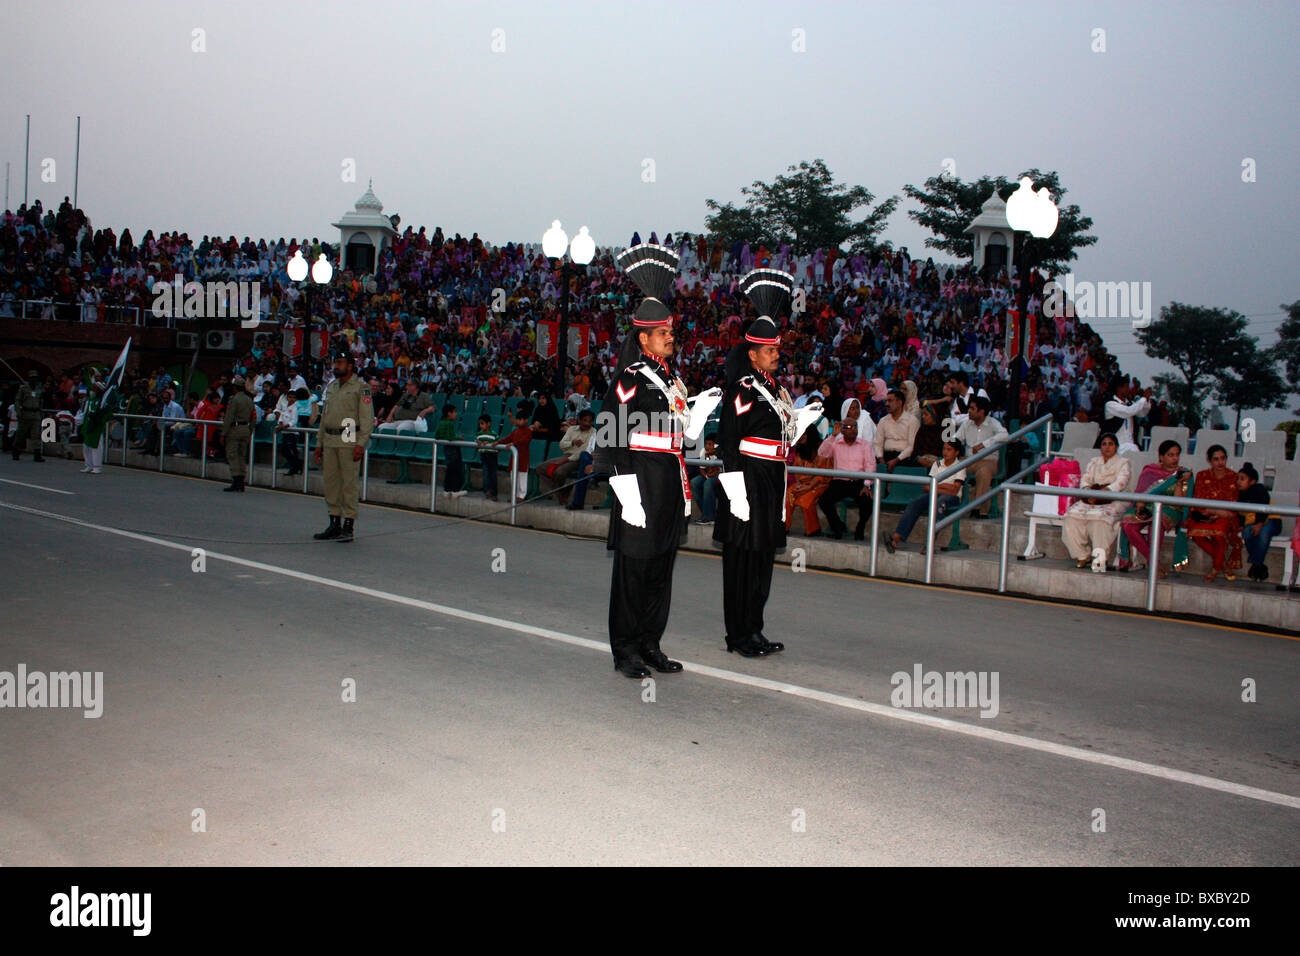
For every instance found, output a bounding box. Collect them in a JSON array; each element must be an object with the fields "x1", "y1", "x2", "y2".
[{"x1": 0, "y1": 458, "x2": 1296, "y2": 865}]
